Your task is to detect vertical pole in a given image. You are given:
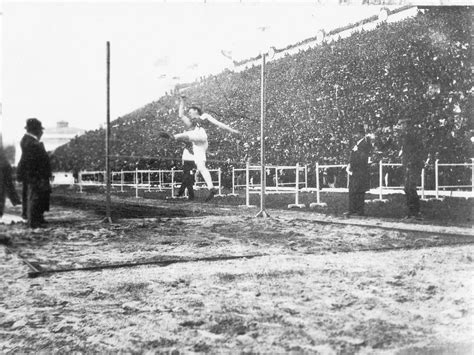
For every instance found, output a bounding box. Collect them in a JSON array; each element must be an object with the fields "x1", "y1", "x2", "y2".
[
  {"x1": 421, "y1": 168, "x2": 425, "y2": 200},
  {"x1": 295, "y1": 163, "x2": 300, "y2": 205},
  {"x1": 218, "y1": 168, "x2": 222, "y2": 196},
  {"x1": 275, "y1": 167, "x2": 279, "y2": 192},
  {"x1": 121, "y1": 170, "x2": 124, "y2": 193},
  {"x1": 346, "y1": 167, "x2": 350, "y2": 189},
  {"x1": 135, "y1": 168, "x2": 138, "y2": 199},
  {"x1": 79, "y1": 171, "x2": 83, "y2": 193},
  {"x1": 246, "y1": 161, "x2": 250, "y2": 207},
  {"x1": 232, "y1": 167, "x2": 235, "y2": 195},
  {"x1": 379, "y1": 160, "x2": 383, "y2": 200},
  {"x1": 316, "y1": 162, "x2": 321, "y2": 204},
  {"x1": 104, "y1": 41, "x2": 112, "y2": 222},
  {"x1": 256, "y1": 53, "x2": 268, "y2": 217},
  {"x1": 435, "y1": 159, "x2": 439, "y2": 199},
  {"x1": 148, "y1": 171, "x2": 151, "y2": 192},
  {"x1": 305, "y1": 164, "x2": 308, "y2": 190},
  {"x1": 471, "y1": 158, "x2": 474, "y2": 197},
  {"x1": 171, "y1": 168, "x2": 175, "y2": 198}
]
